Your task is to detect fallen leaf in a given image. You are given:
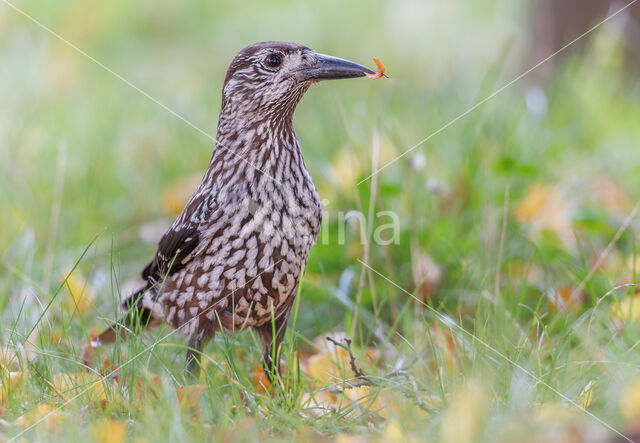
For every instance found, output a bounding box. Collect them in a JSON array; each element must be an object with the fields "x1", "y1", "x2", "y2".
[
  {"x1": 515, "y1": 183, "x2": 551, "y2": 221},
  {"x1": 15, "y1": 404, "x2": 63, "y2": 430},
  {"x1": 440, "y1": 380, "x2": 487, "y2": 443},
  {"x1": 307, "y1": 347, "x2": 351, "y2": 383},
  {"x1": 335, "y1": 434, "x2": 366, "y2": 443},
  {"x1": 532, "y1": 403, "x2": 592, "y2": 441},
  {"x1": 301, "y1": 391, "x2": 339, "y2": 417},
  {"x1": 52, "y1": 372, "x2": 118, "y2": 409},
  {"x1": 91, "y1": 420, "x2": 127, "y2": 443},
  {"x1": 365, "y1": 347, "x2": 380, "y2": 366},
  {"x1": 0, "y1": 371, "x2": 25, "y2": 405},
  {"x1": 253, "y1": 365, "x2": 271, "y2": 394},
  {"x1": 383, "y1": 420, "x2": 406, "y2": 443},
  {"x1": 548, "y1": 286, "x2": 584, "y2": 312},
  {"x1": 0, "y1": 349, "x2": 18, "y2": 371},
  {"x1": 176, "y1": 384, "x2": 207, "y2": 419},
  {"x1": 620, "y1": 376, "x2": 640, "y2": 421},
  {"x1": 514, "y1": 182, "x2": 574, "y2": 248},
  {"x1": 133, "y1": 374, "x2": 162, "y2": 412},
  {"x1": 378, "y1": 388, "x2": 435, "y2": 420},
  {"x1": 61, "y1": 269, "x2": 95, "y2": 316},
  {"x1": 344, "y1": 385, "x2": 385, "y2": 418},
  {"x1": 579, "y1": 380, "x2": 595, "y2": 409},
  {"x1": 612, "y1": 296, "x2": 640, "y2": 323},
  {"x1": 198, "y1": 352, "x2": 217, "y2": 373},
  {"x1": 427, "y1": 324, "x2": 460, "y2": 377}
]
